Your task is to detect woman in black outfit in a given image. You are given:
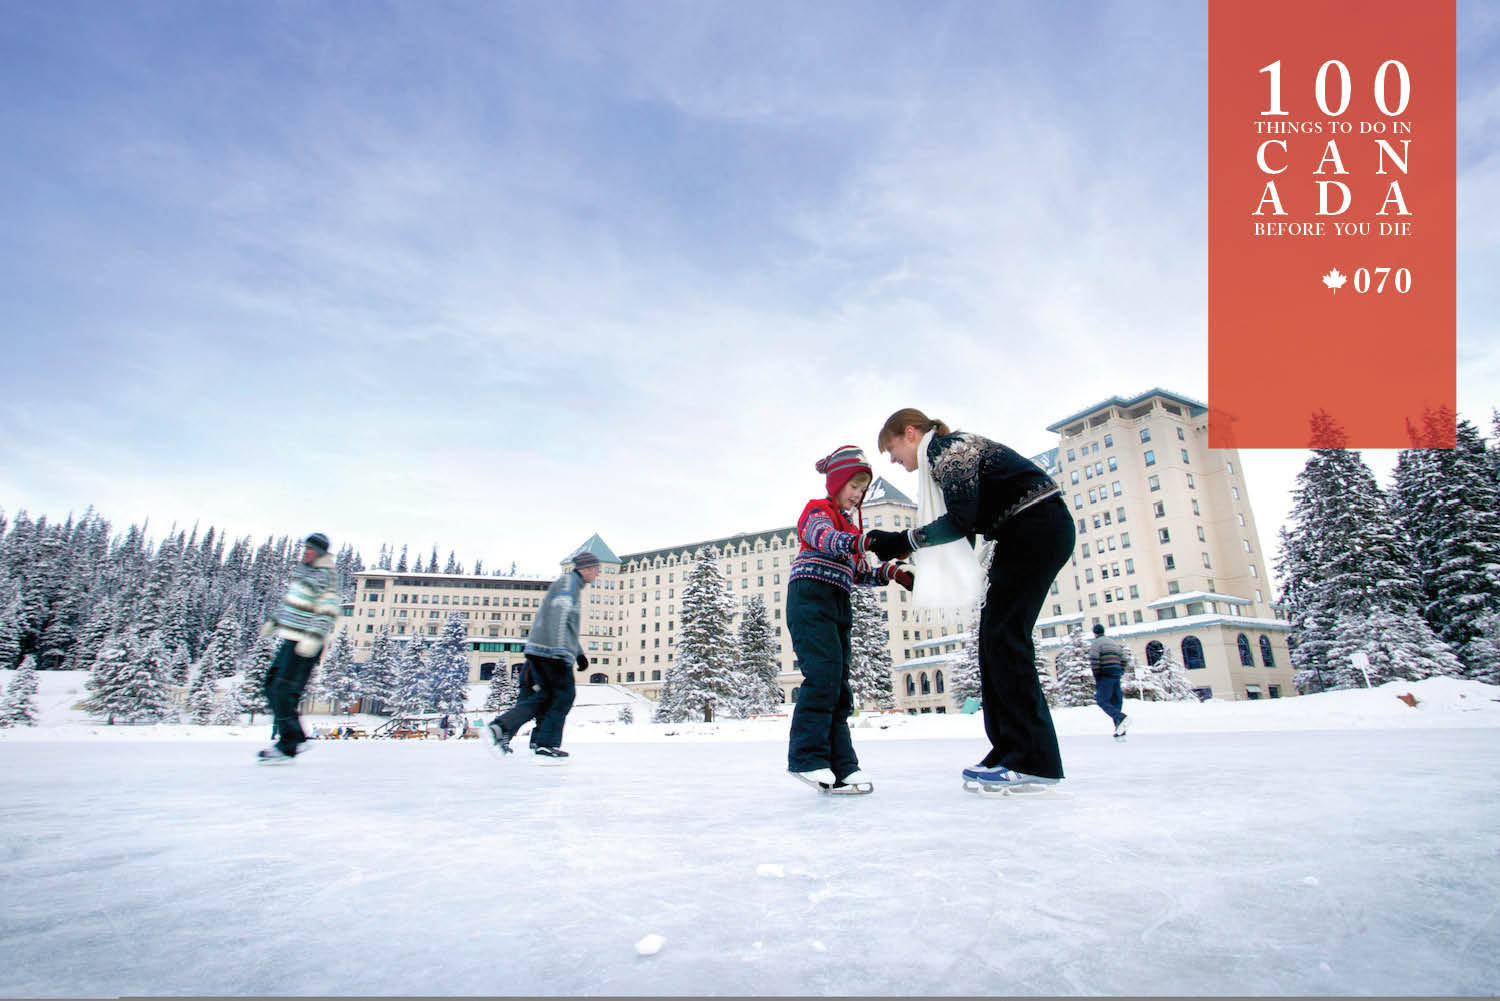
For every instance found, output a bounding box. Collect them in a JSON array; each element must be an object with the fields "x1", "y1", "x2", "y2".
[{"x1": 867, "y1": 408, "x2": 1075, "y2": 789}]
